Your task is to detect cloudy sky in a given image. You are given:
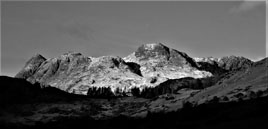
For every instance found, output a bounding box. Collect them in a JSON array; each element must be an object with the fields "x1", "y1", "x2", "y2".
[{"x1": 1, "y1": 0, "x2": 266, "y2": 76}]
